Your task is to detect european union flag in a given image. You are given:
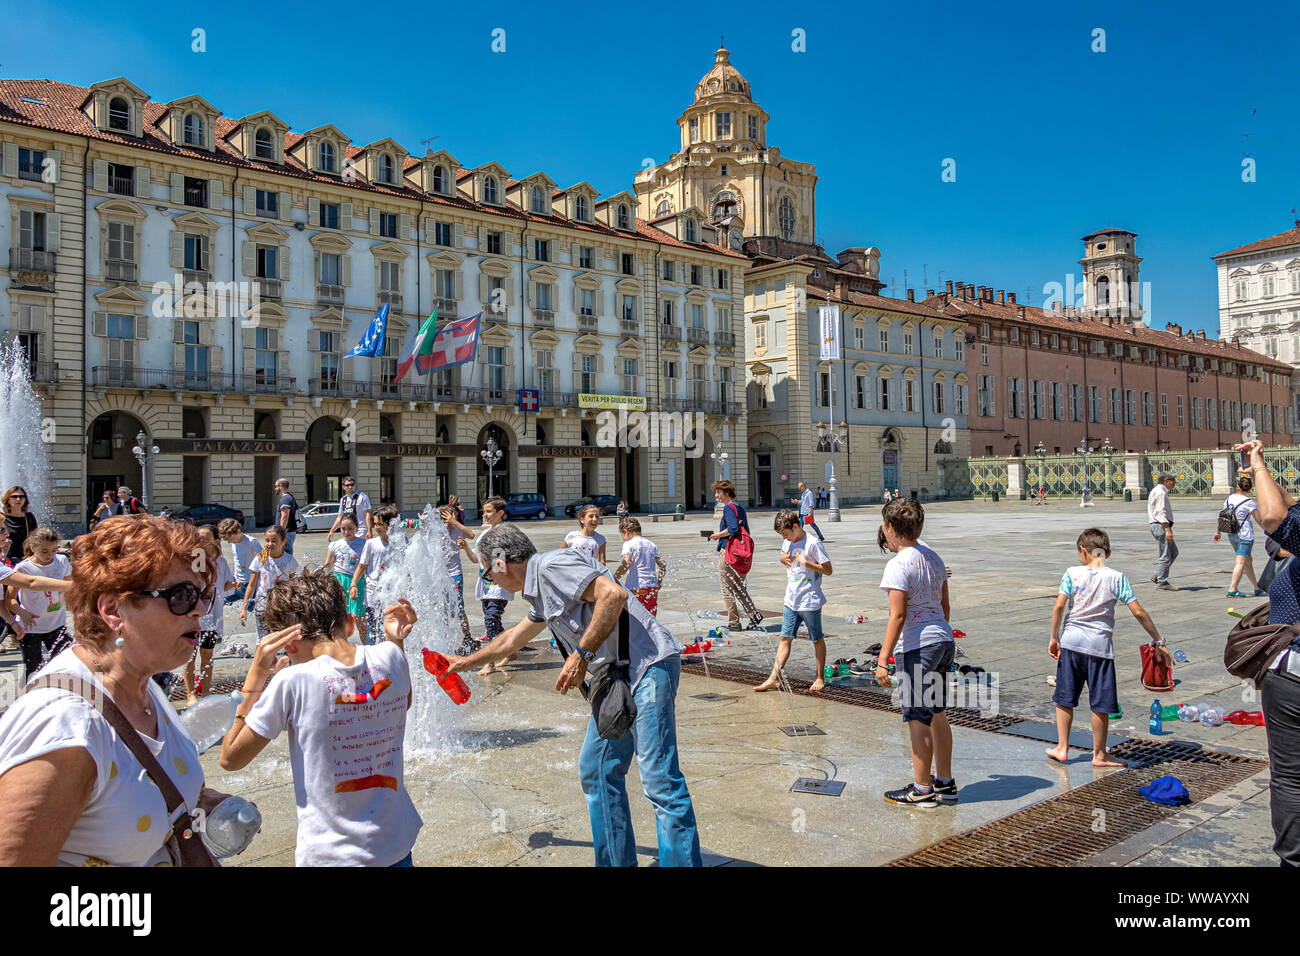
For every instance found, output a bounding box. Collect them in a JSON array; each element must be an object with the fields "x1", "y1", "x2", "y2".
[{"x1": 344, "y1": 301, "x2": 389, "y2": 358}]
